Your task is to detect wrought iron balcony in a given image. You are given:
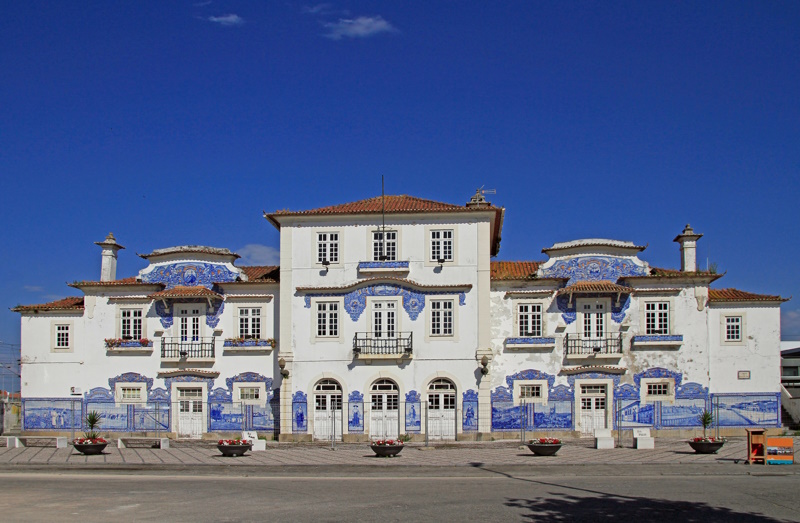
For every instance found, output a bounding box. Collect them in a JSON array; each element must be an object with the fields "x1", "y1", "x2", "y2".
[
  {"x1": 353, "y1": 332, "x2": 413, "y2": 357},
  {"x1": 161, "y1": 337, "x2": 215, "y2": 360},
  {"x1": 564, "y1": 333, "x2": 622, "y2": 357}
]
